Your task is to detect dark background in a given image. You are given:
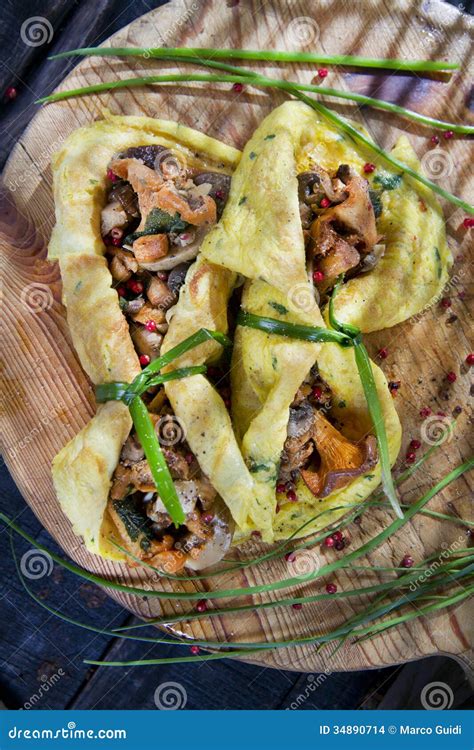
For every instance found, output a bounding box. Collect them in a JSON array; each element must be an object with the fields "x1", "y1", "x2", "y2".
[{"x1": 1, "y1": 0, "x2": 472, "y2": 710}]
